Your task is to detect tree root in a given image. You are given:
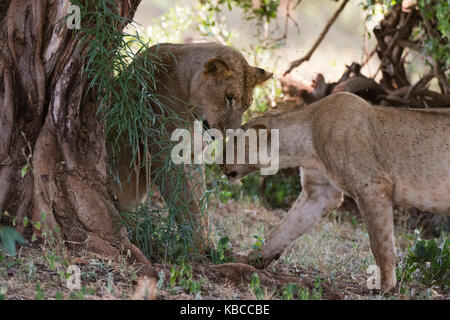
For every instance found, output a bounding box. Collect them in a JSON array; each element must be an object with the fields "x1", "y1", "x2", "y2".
[{"x1": 137, "y1": 262, "x2": 342, "y2": 300}]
